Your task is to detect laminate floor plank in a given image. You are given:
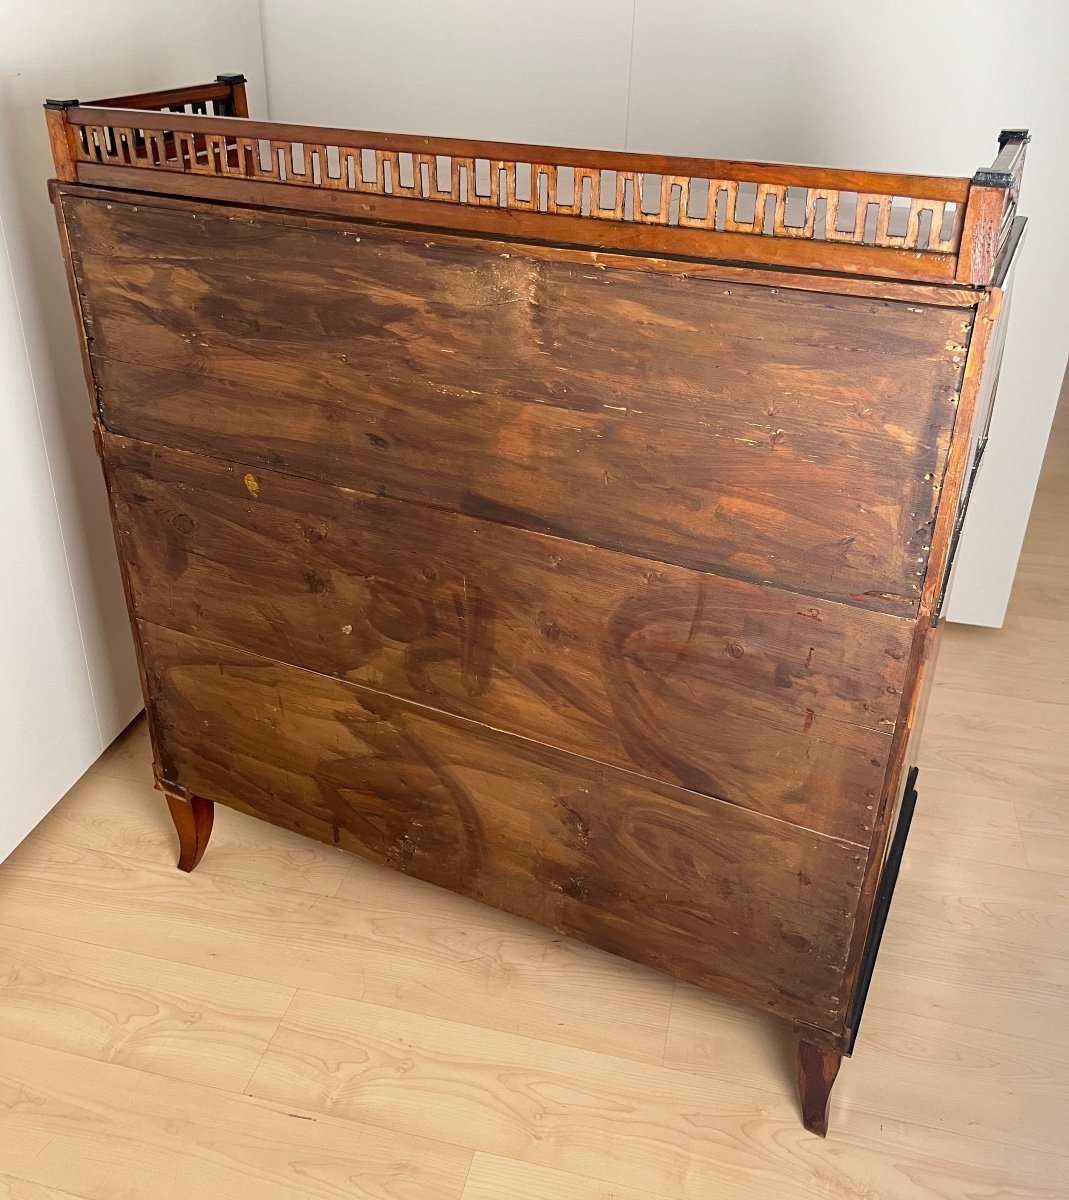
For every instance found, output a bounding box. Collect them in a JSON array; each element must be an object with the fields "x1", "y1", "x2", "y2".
[
  {"x1": 920, "y1": 689, "x2": 1069, "y2": 758},
  {"x1": 0, "y1": 924, "x2": 295, "y2": 1093},
  {"x1": 915, "y1": 738, "x2": 1069, "y2": 806},
  {"x1": 0, "y1": 1176, "x2": 92, "y2": 1200},
  {"x1": 87, "y1": 719, "x2": 155, "y2": 787},
  {"x1": 899, "y1": 773, "x2": 1028, "y2": 868},
  {"x1": 861, "y1": 912, "x2": 1069, "y2": 1042},
  {"x1": 244, "y1": 987, "x2": 1067, "y2": 1200},
  {"x1": 1016, "y1": 796, "x2": 1069, "y2": 837},
  {"x1": 460, "y1": 1156, "x2": 685, "y2": 1200},
  {"x1": 1008, "y1": 558, "x2": 1069, "y2": 621},
  {"x1": 30, "y1": 765, "x2": 353, "y2": 899},
  {"x1": 0, "y1": 835, "x2": 674, "y2": 1068},
  {"x1": 881, "y1": 849, "x2": 1069, "y2": 953},
  {"x1": 930, "y1": 615, "x2": 1067, "y2": 703},
  {"x1": 838, "y1": 1007, "x2": 1069, "y2": 1154},
  {"x1": 460, "y1": 1143, "x2": 1067, "y2": 1200},
  {"x1": 0, "y1": 1036, "x2": 473, "y2": 1200},
  {"x1": 1020, "y1": 831, "x2": 1069, "y2": 876},
  {"x1": 666, "y1": 985, "x2": 1069, "y2": 1154}
]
